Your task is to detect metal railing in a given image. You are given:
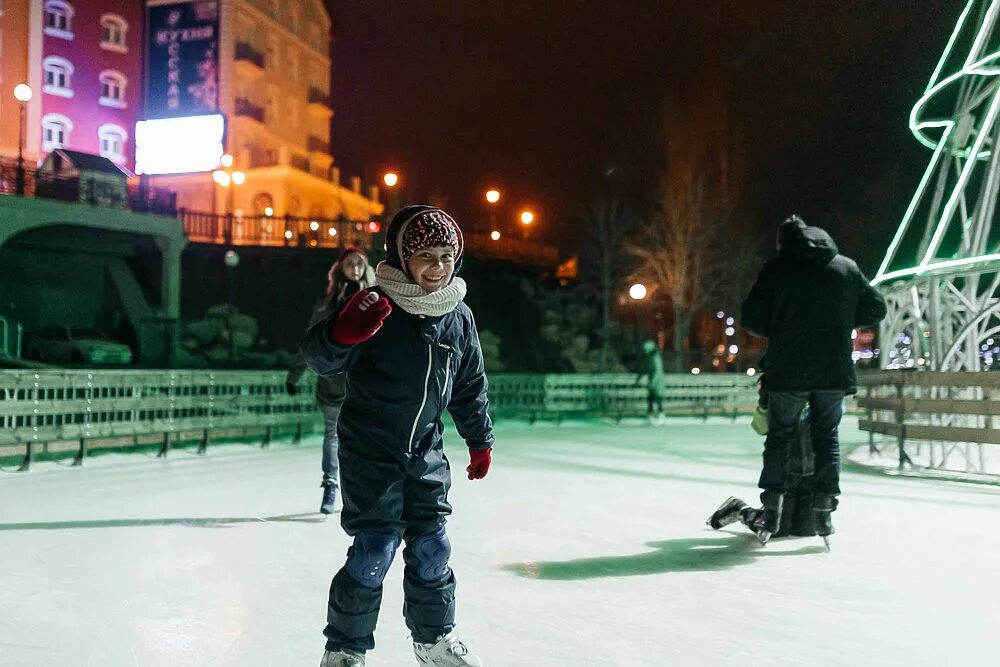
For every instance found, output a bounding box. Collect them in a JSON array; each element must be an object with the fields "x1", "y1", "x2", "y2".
[
  {"x1": 857, "y1": 370, "x2": 1000, "y2": 475},
  {"x1": 0, "y1": 158, "x2": 176, "y2": 214},
  {"x1": 463, "y1": 233, "x2": 560, "y2": 267},
  {"x1": 488, "y1": 372, "x2": 758, "y2": 422},
  {"x1": 0, "y1": 316, "x2": 23, "y2": 360},
  {"x1": 235, "y1": 42, "x2": 265, "y2": 69},
  {"x1": 180, "y1": 209, "x2": 374, "y2": 248},
  {"x1": 307, "y1": 135, "x2": 330, "y2": 154},
  {"x1": 235, "y1": 97, "x2": 265, "y2": 123},
  {"x1": 0, "y1": 369, "x2": 320, "y2": 470}
]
